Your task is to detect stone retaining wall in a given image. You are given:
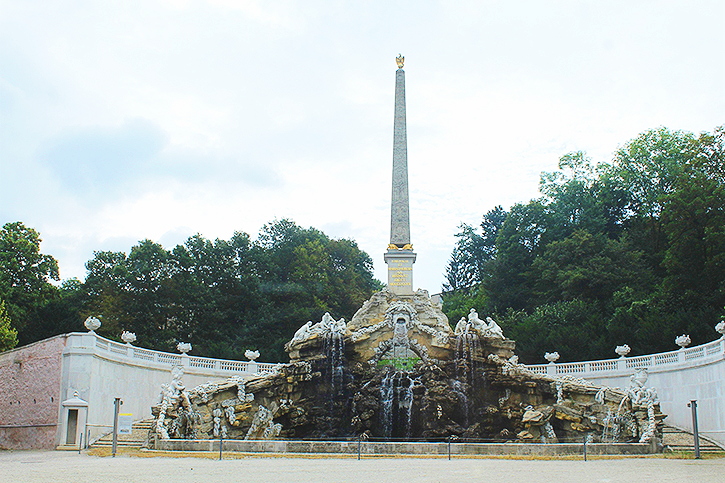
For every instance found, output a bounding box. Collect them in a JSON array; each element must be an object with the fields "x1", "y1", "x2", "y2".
[
  {"x1": 0, "y1": 335, "x2": 66, "y2": 449},
  {"x1": 152, "y1": 438, "x2": 657, "y2": 455}
]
